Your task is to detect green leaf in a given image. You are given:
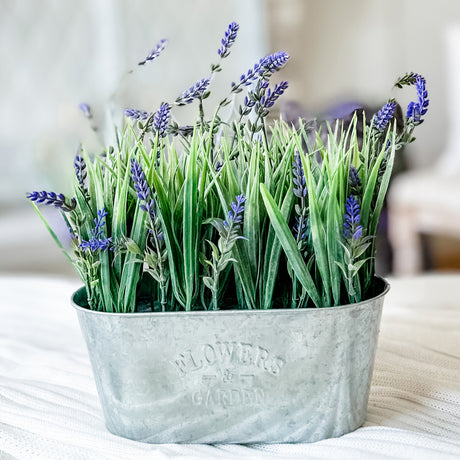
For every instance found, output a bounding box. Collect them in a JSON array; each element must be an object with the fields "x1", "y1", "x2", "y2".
[
  {"x1": 150, "y1": 166, "x2": 186, "y2": 307},
  {"x1": 262, "y1": 184, "x2": 295, "y2": 309},
  {"x1": 112, "y1": 147, "x2": 131, "y2": 279},
  {"x1": 353, "y1": 241, "x2": 372, "y2": 259},
  {"x1": 300, "y1": 151, "x2": 331, "y2": 306},
  {"x1": 207, "y1": 239, "x2": 220, "y2": 261},
  {"x1": 183, "y1": 135, "x2": 199, "y2": 311},
  {"x1": 244, "y1": 144, "x2": 260, "y2": 282},
  {"x1": 203, "y1": 276, "x2": 214, "y2": 291},
  {"x1": 86, "y1": 153, "x2": 114, "y2": 312},
  {"x1": 124, "y1": 238, "x2": 142, "y2": 255},
  {"x1": 260, "y1": 184, "x2": 321, "y2": 307},
  {"x1": 30, "y1": 202, "x2": 74, "y2": 266},
  {"x1": 325, "y1": 172, "x2": 342, "y2": 305}
]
